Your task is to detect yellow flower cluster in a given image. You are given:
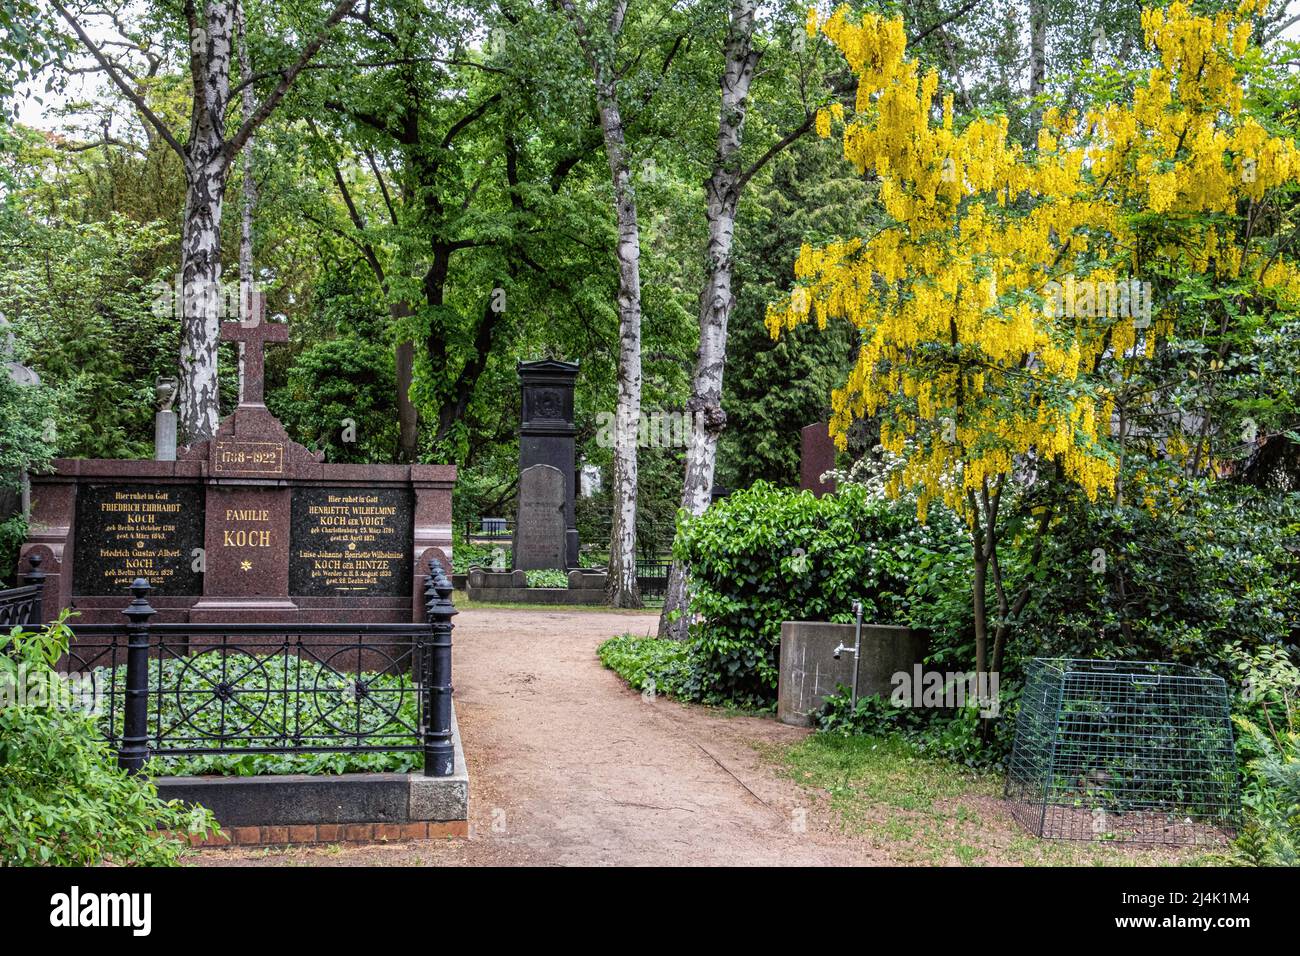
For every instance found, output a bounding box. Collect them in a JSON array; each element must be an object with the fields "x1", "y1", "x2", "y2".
[{"x1": 769, "y1": 1, "x2": 1300, "y2": 520}]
